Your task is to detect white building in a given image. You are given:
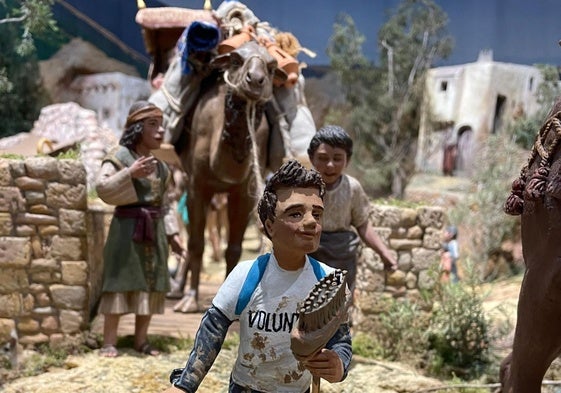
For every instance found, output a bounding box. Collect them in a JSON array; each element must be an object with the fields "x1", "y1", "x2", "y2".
[{"x1": 416, "y1": 50, "x2": 543, "y2": 176}]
